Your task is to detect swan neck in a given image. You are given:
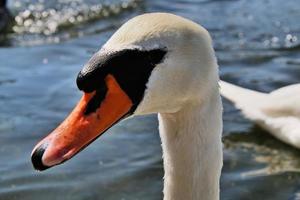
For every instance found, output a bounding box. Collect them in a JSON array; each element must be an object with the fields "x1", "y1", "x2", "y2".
[{"x1": 158, "y1": 91, "x2": 222, "y2": 200}]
